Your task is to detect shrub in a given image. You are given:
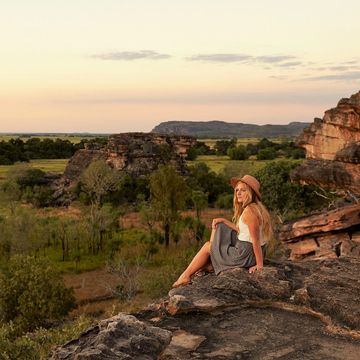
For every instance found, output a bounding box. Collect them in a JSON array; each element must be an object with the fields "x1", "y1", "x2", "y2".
[
  {"x1": 254, "y1": 160, "x2": 335, "y2": 221},
  {"x1": 215, "y1": 193, "x2": 233, "y2": 209},
  {"x1": 0, "y1": 255, "x2": 76, "y2": 335},
  {"x1": 227, "y1": 145, "x2": 249, "y2": 160},
  {"x1": 257, "y1": 147, "x2": 276, "y2": 160}
]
